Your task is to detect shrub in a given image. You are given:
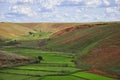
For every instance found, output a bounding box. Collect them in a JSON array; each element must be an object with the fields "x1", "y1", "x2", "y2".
[
  {"x1": 29, "y1": 32, "x2": 34, "y2": 35},
  {"x1": 6, "y1": 40, "x2": 20, "y2": 46}
]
